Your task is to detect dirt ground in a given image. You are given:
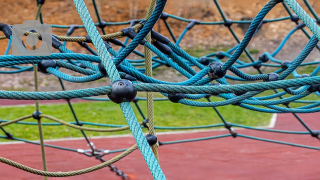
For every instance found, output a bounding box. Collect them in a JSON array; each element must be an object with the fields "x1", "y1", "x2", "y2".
[{"x1": 0, "y1": 0, "x2": 319, "y2": 91}]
